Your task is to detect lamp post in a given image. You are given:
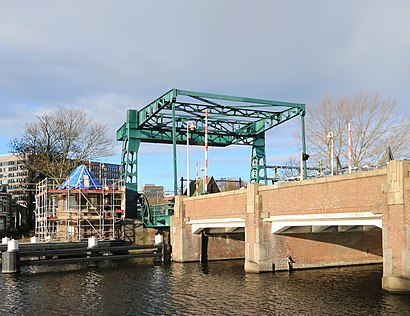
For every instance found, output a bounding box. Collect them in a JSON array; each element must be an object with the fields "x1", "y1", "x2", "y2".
[
  {"x1": 186, "y1": 121, "x2": 195, "y2": 196},
  {"x1": 348, "y1": 123, "x2": 352, "y2": 174},
  {"x1": 326, "y1": 132, "x2": 334, "y2": 176}
]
